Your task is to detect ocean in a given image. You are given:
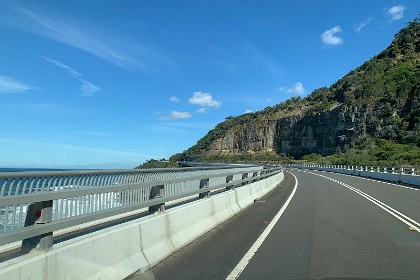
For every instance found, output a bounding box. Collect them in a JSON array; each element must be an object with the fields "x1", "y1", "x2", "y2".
[{"x1": 0, "y1": 168, "x2": 71, "y2": 173}]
